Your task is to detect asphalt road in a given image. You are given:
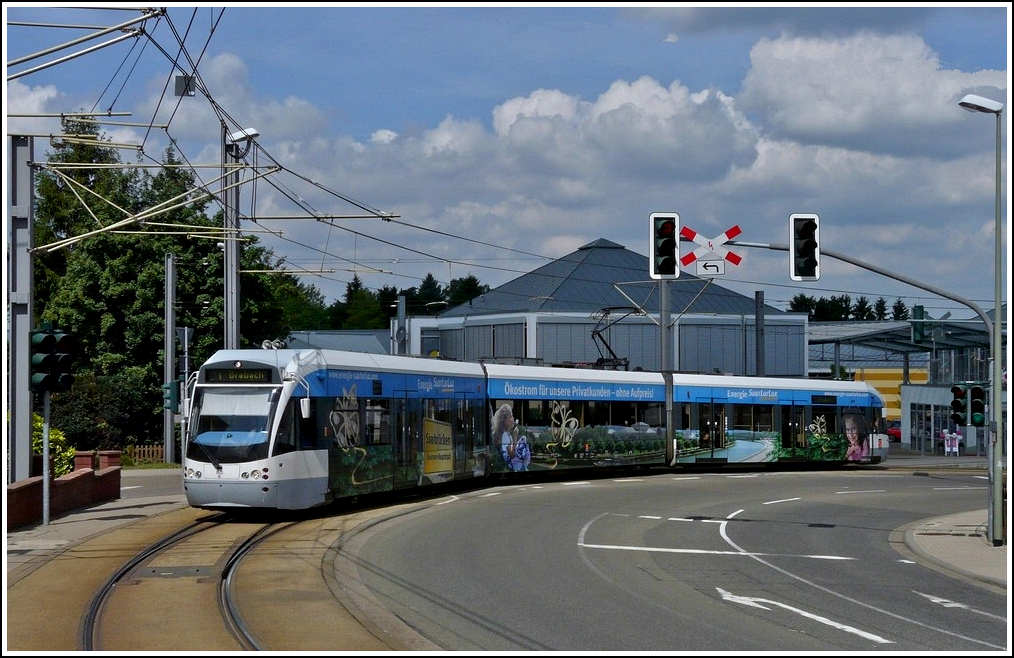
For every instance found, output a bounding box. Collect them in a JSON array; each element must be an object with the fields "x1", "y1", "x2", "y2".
[
  {"x1": 346, "y1": 467, "x2": 1005, "y2": 651},
  {"x1": 119, "y1": 468, "x2": 185, "y2": 499}
]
